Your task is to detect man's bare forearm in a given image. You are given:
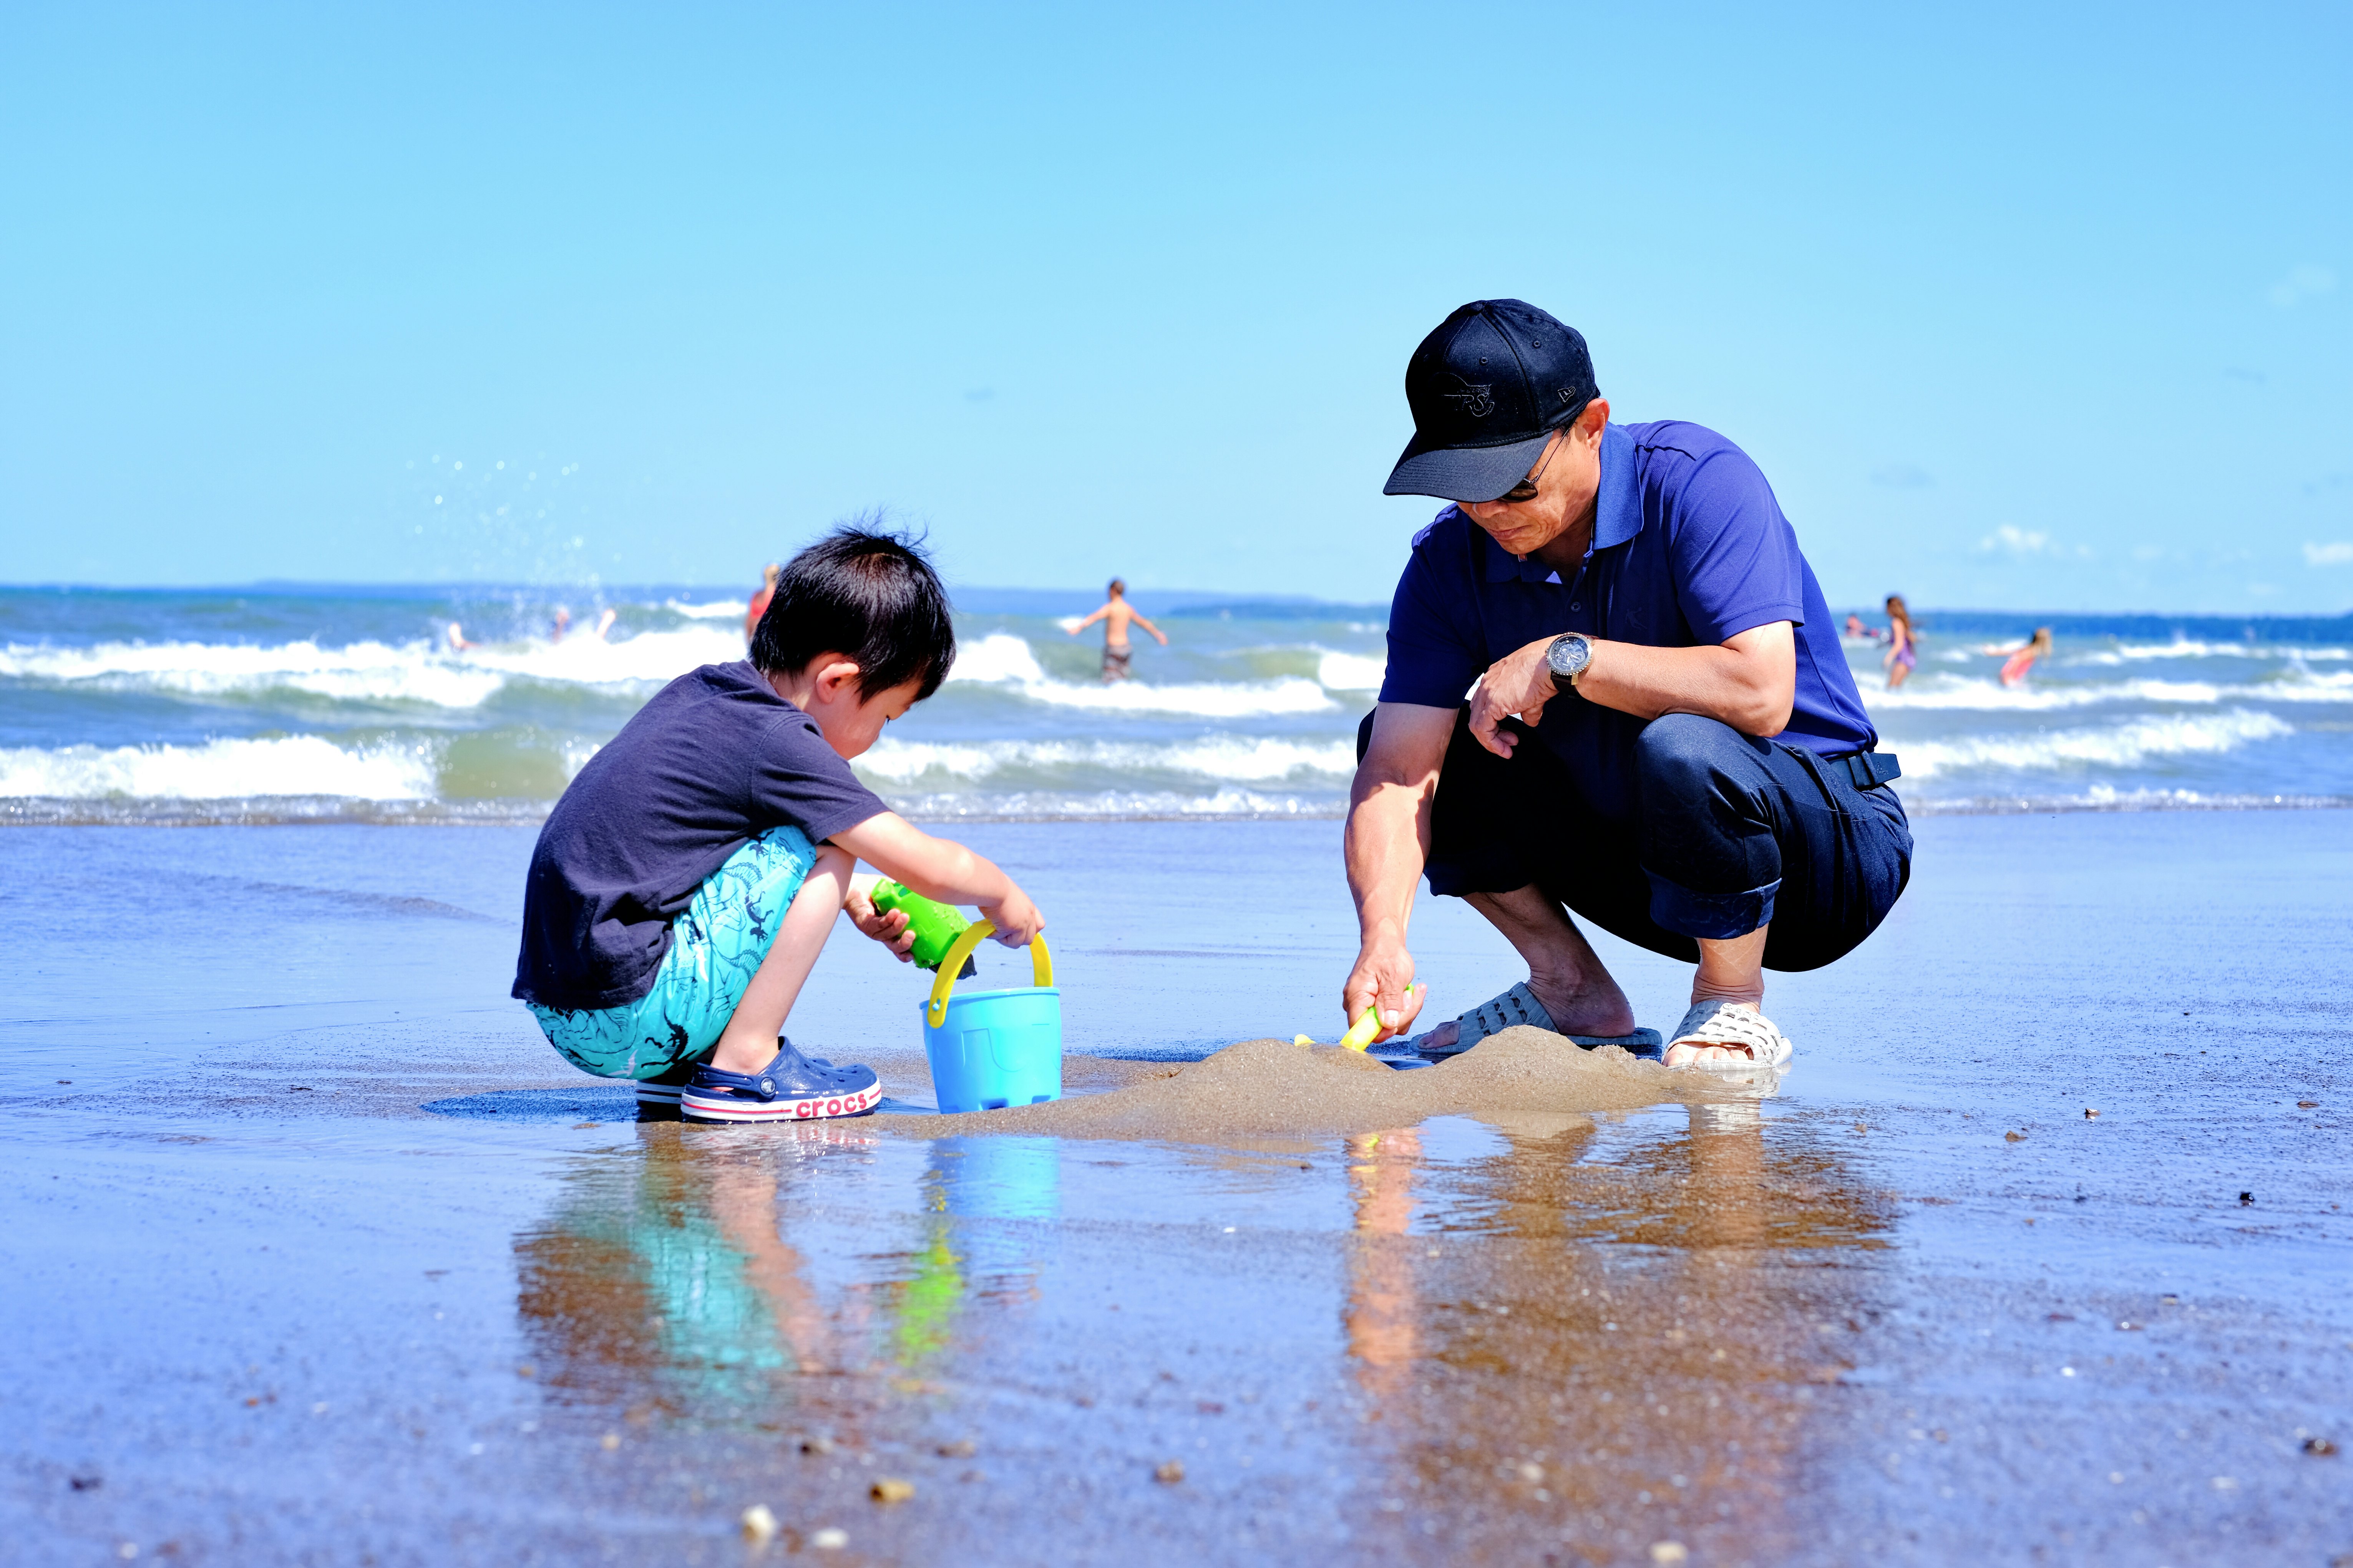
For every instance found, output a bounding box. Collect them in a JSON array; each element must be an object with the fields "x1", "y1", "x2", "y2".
[
  {"x1": 1344, "y1": 771, "x2": 1432, "y2": 945},
  {"x1": 1576, "y1": 633, "x2": 1792, "y2": 736}
]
